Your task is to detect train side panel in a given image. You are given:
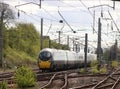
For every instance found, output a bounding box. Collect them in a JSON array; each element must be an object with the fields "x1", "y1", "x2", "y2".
[
  {"x1": 67, "y1": 51, "x2": 77, "y2": 68},
  {"x1": 77, "y1": 52, "x2": 84, "y2": 67},
  {"x1": 52, "y1": 50, "x2": 67, "y2": 70},
  {"x1": 77, "y1": 52, "x2": 97, "y2": 67}
]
